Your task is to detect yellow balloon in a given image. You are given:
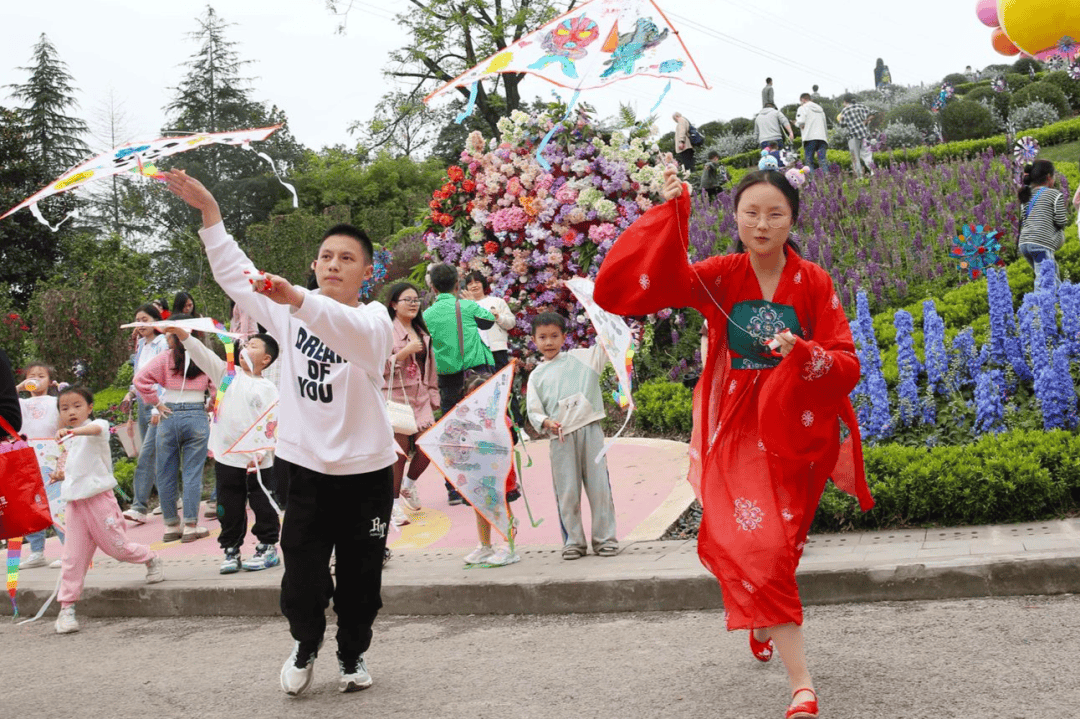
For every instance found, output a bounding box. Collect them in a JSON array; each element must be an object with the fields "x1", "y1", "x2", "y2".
[{"x1": 998, "y1": 0, "x2": 1080, "y2": 58}]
